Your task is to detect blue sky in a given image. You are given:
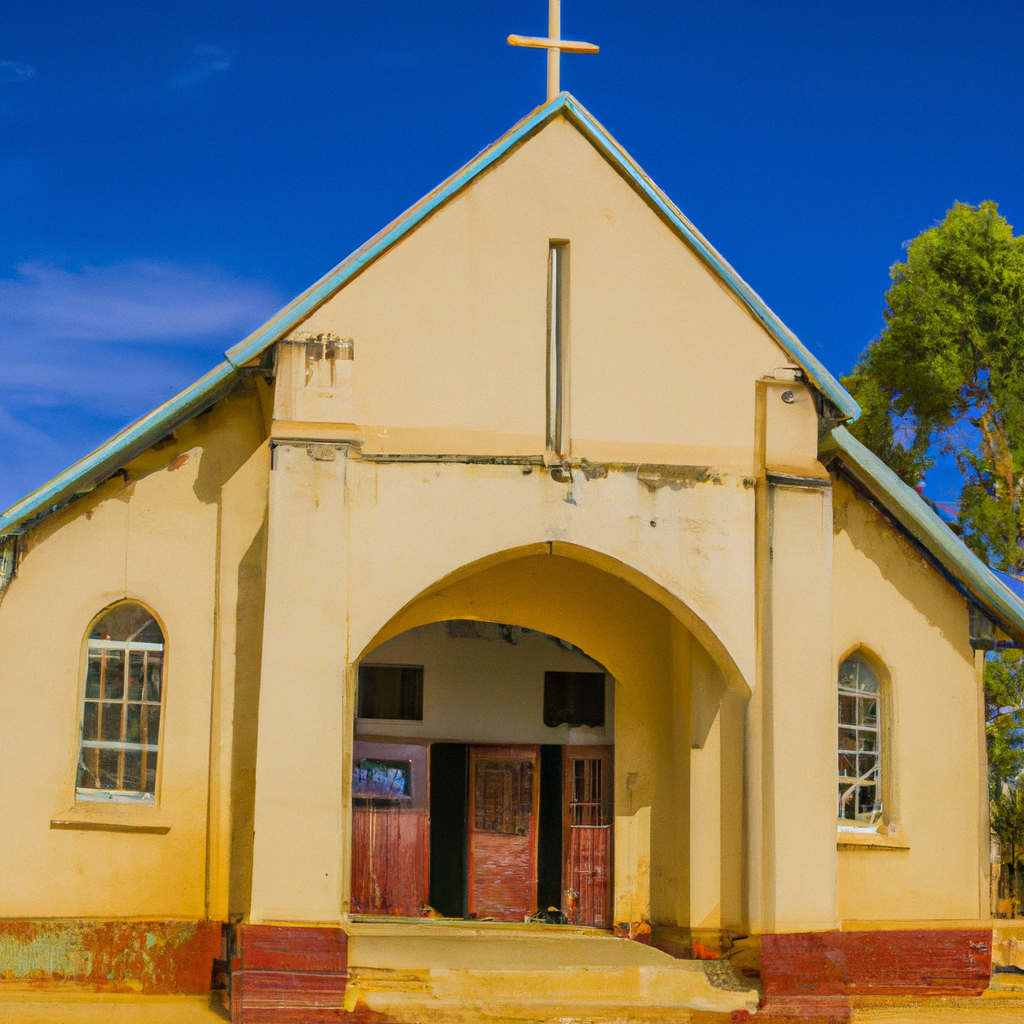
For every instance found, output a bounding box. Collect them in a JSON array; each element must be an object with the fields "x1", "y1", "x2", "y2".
[{"x1": 3, "y1": 1, "x2": 1023, "y2": 511}]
